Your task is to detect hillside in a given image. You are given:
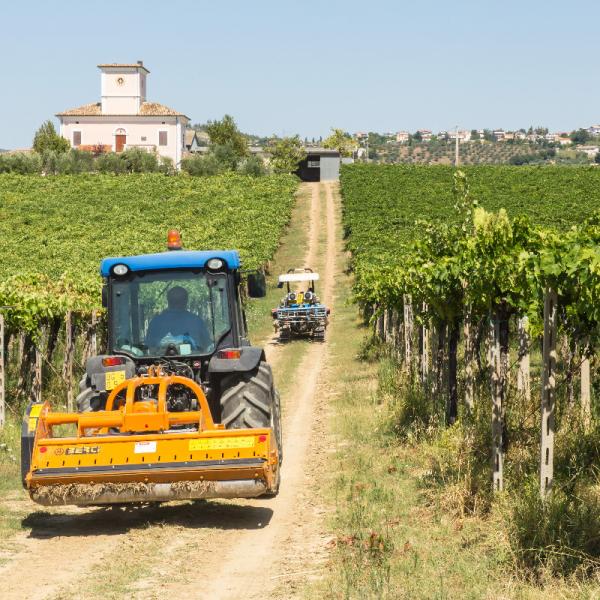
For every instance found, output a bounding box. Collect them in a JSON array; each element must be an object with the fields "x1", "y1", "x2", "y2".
[{"x1": 370, "y1": 141, "x2": 586, "y2": 165}]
